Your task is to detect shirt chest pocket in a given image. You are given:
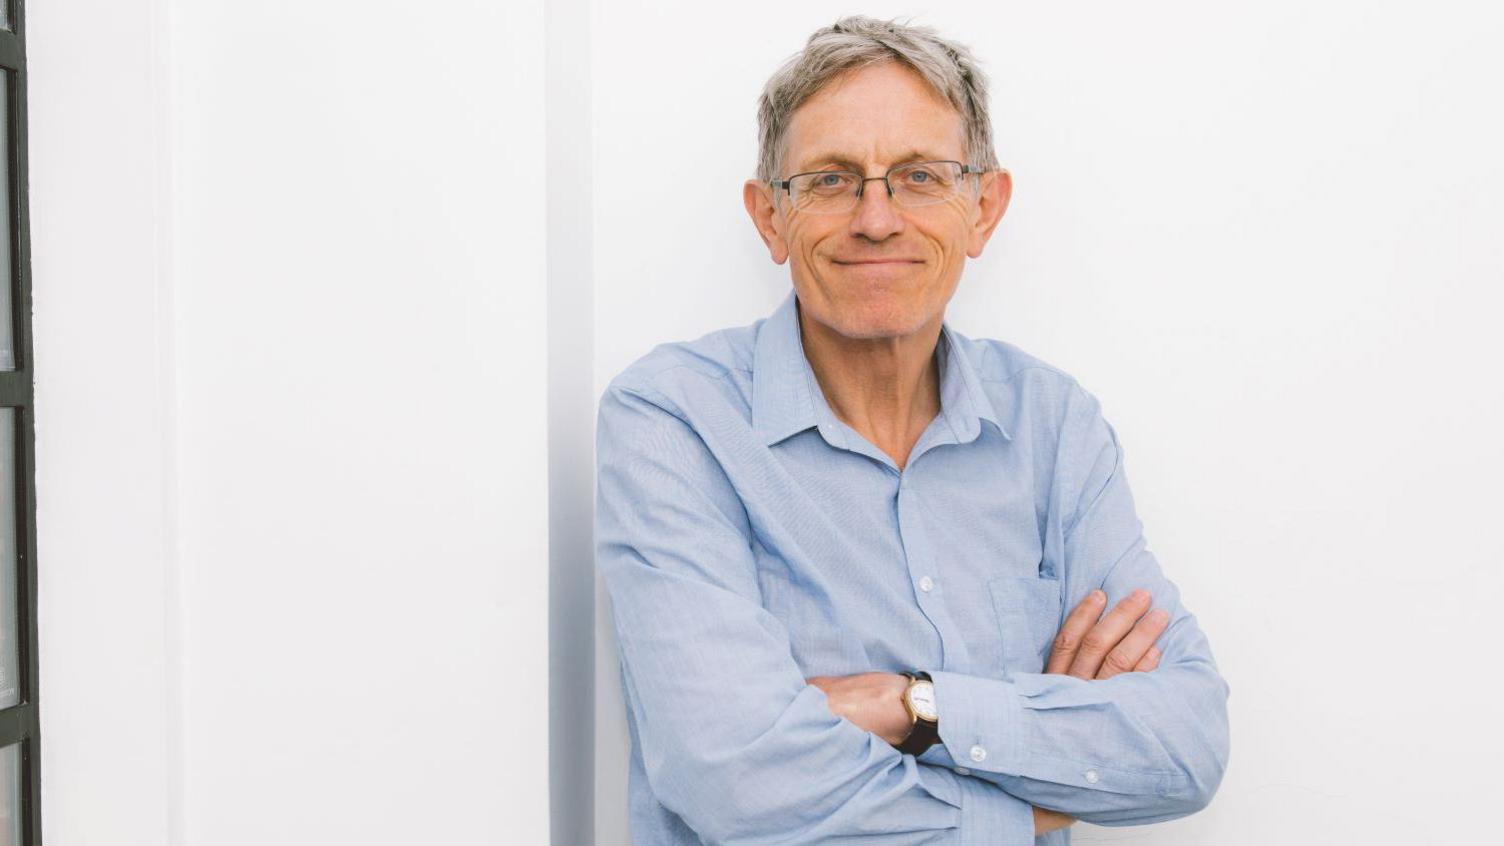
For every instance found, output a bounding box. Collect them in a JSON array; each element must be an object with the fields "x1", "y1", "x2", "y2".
[{"x1": 987, "y1": 574, "x2": 1063, "y2": 675}]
